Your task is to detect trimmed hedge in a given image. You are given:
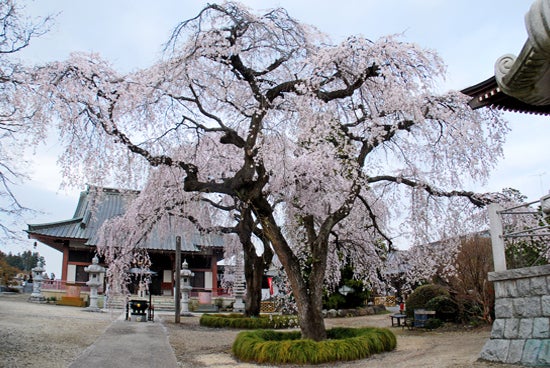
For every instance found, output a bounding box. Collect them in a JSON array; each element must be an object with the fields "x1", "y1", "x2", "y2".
[
  {"x1": 232, "y1": 327, "x2": 397, "y2": 364},
  {"x1": 200, "y1": 313, "x2": 298, "y2": 329}
]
